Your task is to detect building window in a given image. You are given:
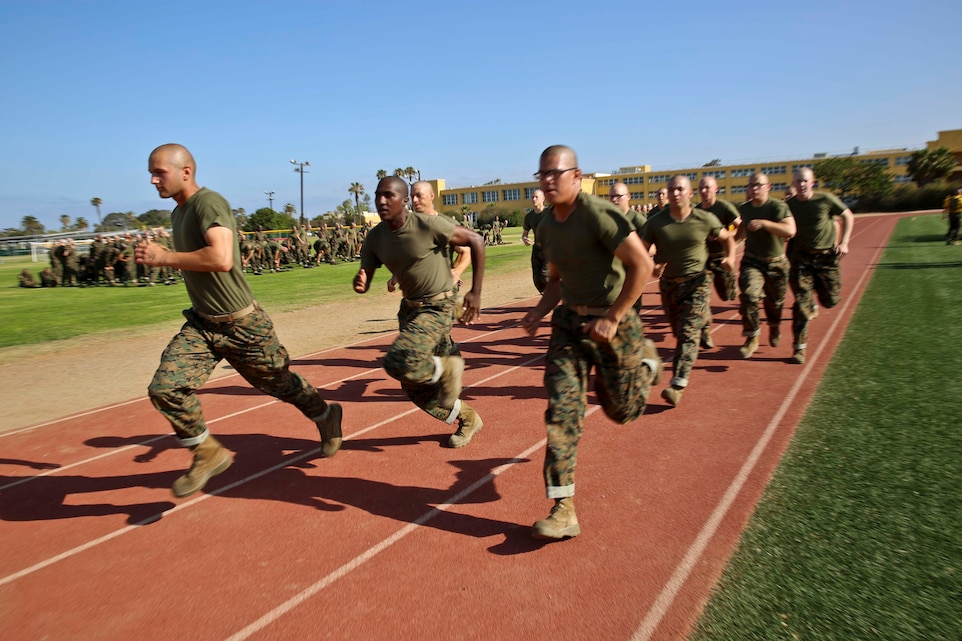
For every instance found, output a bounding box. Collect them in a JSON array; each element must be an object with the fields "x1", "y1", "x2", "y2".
[
  {"x1": 648, "y1": 174, "x2": 670, "y2": 184},
  {"x1": 631, "y1": 192, "x2": 645, "y2": 199},
  {"x1": 895, "y1": 155, "x2": 912, "y2": 166},
  {"x1": 462, "y1": 193, "x2": 478, "y2": 205},
  {"x1": 731, "y1": 185, "x2": 748, "y2": 194},
  {"x1": 760, "y1": 165, "x2": 787, "y2": 175},
  {"x1": 442, "y1": 194, "x2": 458, "y2": 206},
  {"x1": 731, "y1": 168, "x2": 755, "y2": 178},
  {"x1": 702, "y1": 170, "x2": 726, "y2": 179},
  {"x1": 860, "y1": 158, "x2": 890, "y2": 167},
  {"x1": 894, "y1": 175, "x2": 912, "y2": 183},
  {"x1": 502, "y1": 188, "x2": 520, "y2": 201},
  {"x1": 482, "y1": 190, "x2": 499, "y2": 203},
  {"x1": 791, "y1": 163, "x2": 813, "y2": 172},
  {"x1": 524, "y1": 187, "x2": 537, "y2": 199}
]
